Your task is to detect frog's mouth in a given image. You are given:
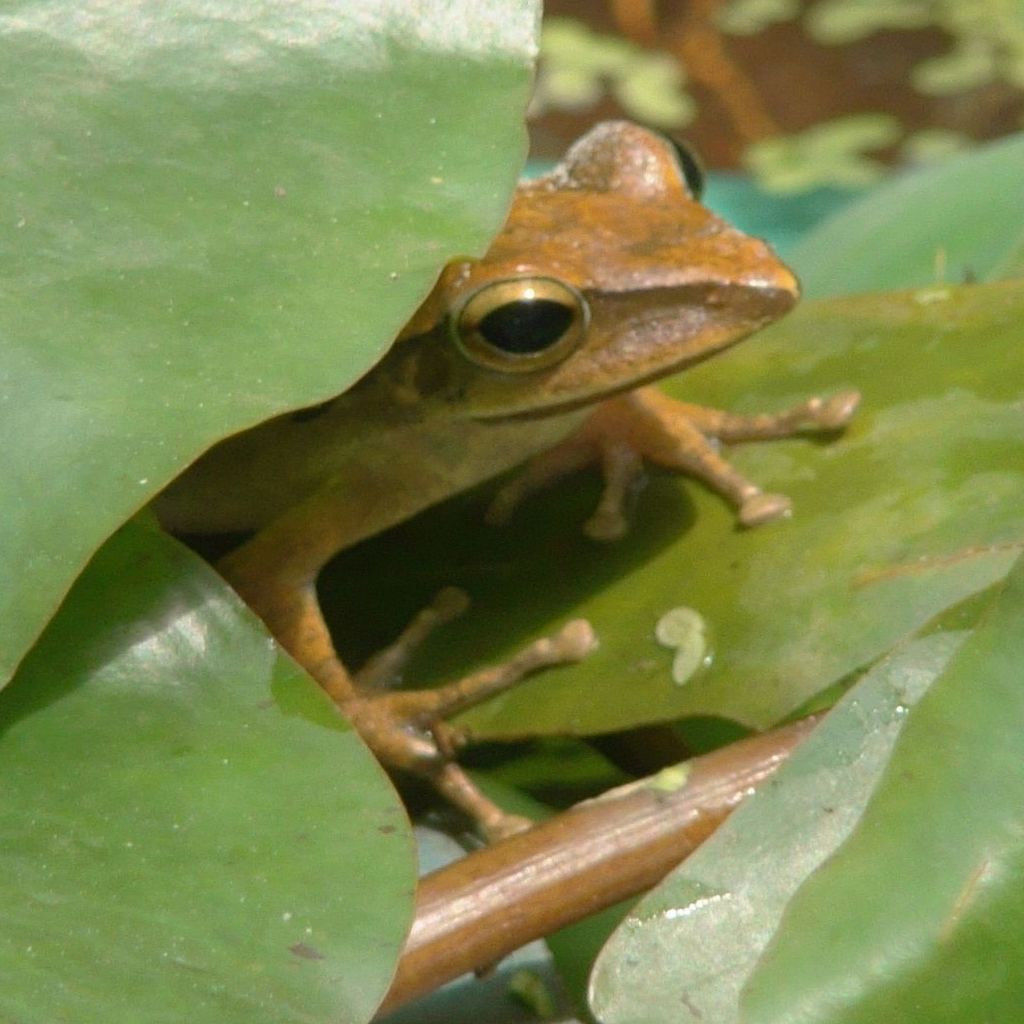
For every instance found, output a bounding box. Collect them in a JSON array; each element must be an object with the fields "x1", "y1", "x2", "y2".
[{"x1": 474, "y1": 280, "x2": 798, "y2": 422}]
